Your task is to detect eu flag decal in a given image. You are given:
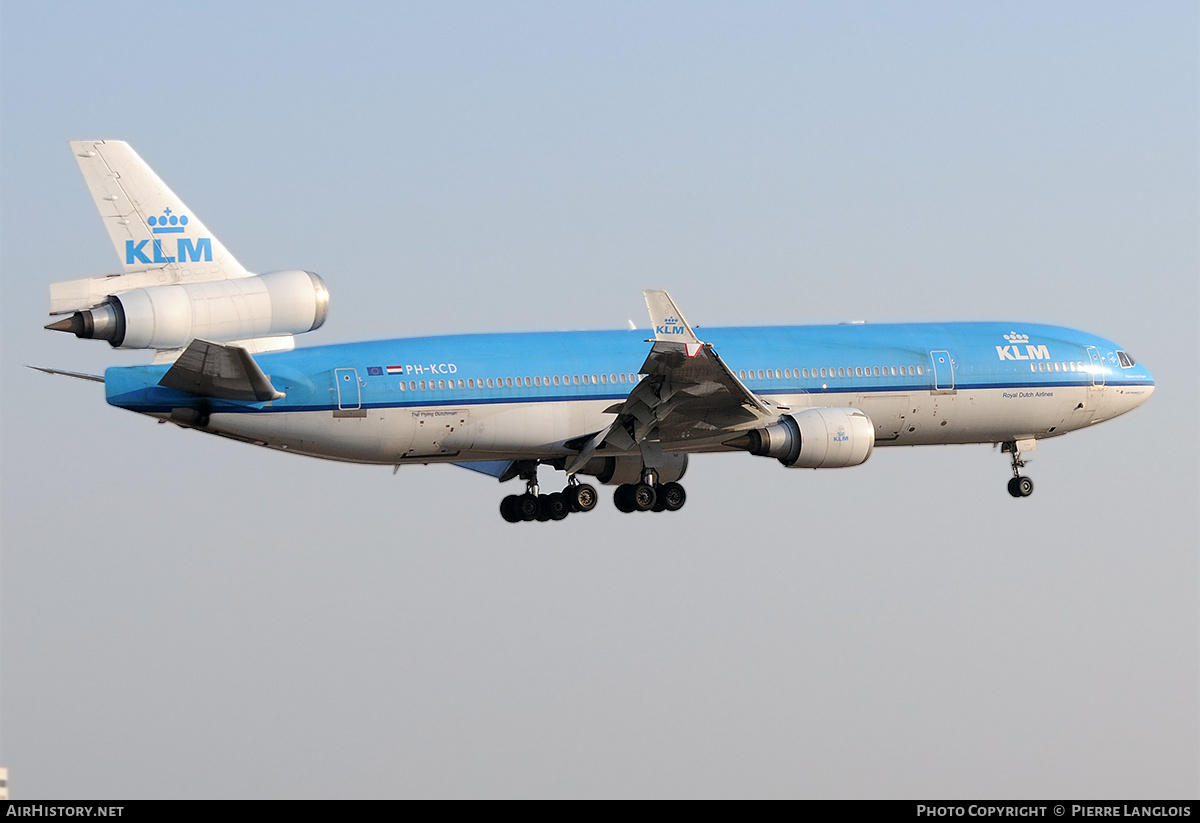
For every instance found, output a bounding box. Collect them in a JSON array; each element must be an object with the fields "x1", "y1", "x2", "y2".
[{"x1": 367, "y1": 366, "x2": 384, "y2": 376}]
